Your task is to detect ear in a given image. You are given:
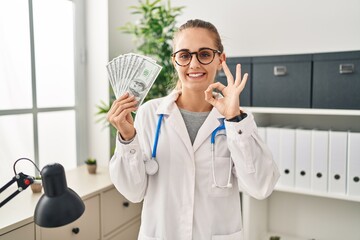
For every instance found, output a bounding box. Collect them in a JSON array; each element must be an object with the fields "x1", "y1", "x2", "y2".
[{"x1": 218, "y1": 53, "x2": 226, "y2": 71}]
